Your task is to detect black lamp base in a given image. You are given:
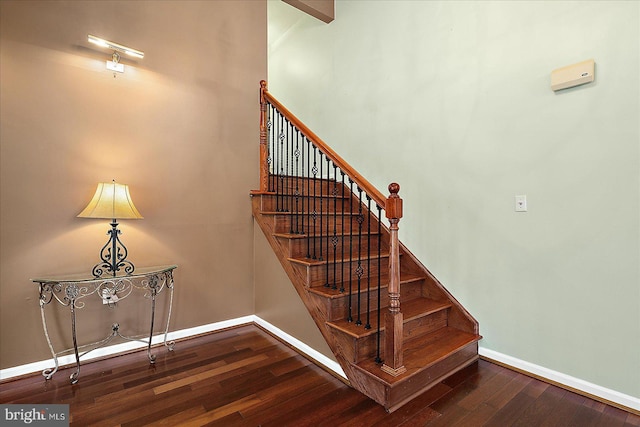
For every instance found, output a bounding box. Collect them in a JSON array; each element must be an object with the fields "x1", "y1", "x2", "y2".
[{"x1": 91, "y1": 219, "x2": 135, "y2": 278}]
